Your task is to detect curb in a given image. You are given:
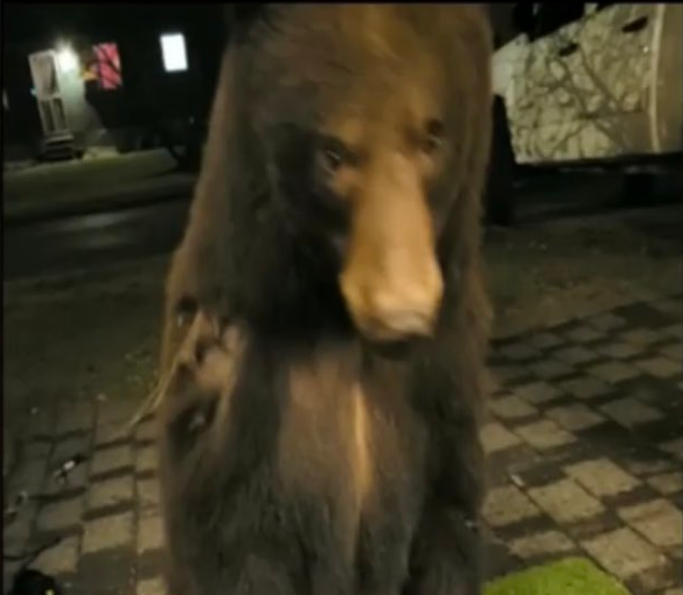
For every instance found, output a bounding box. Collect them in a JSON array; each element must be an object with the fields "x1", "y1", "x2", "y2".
[{"x1": 4, "y1": 185, "x2": 194, "y2": 228}]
